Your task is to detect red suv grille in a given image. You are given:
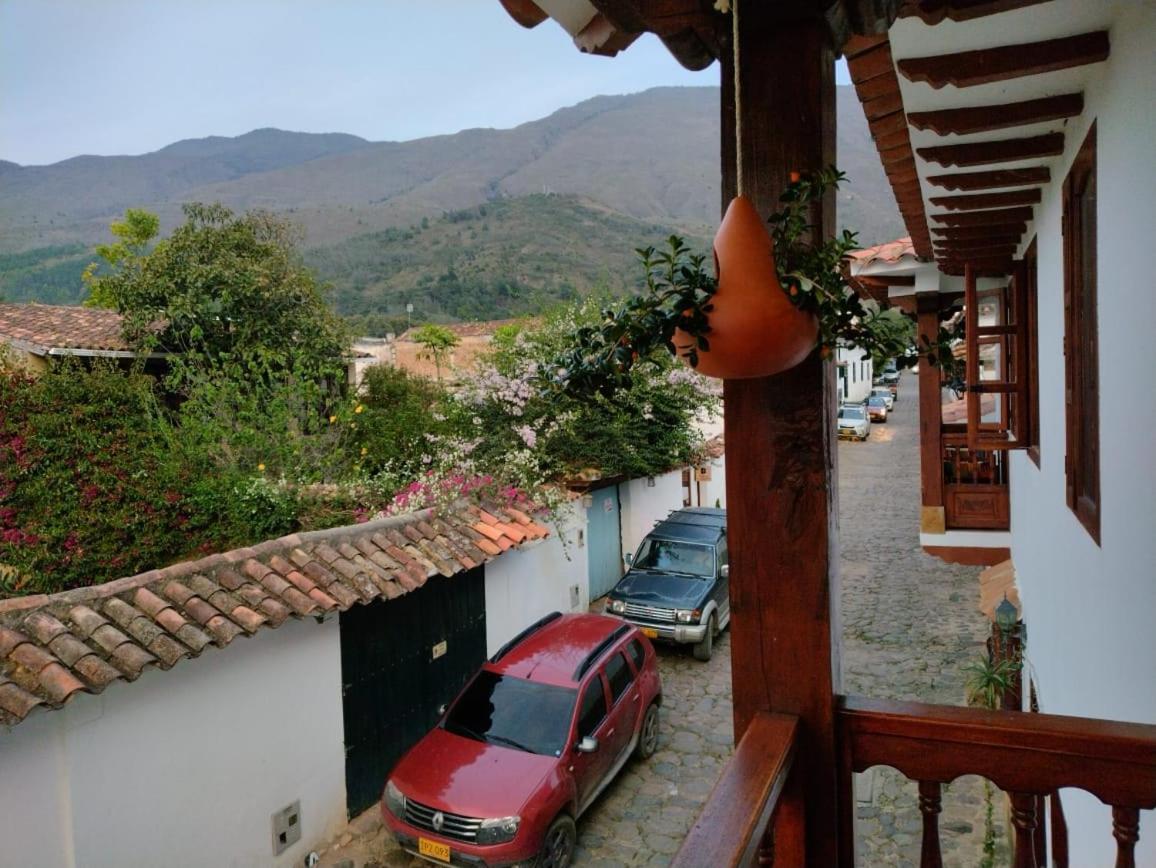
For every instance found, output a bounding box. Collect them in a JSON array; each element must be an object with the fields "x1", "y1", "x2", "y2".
[{"x1": 404, "y1": 798, "x2": 483, "y2": 842}]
